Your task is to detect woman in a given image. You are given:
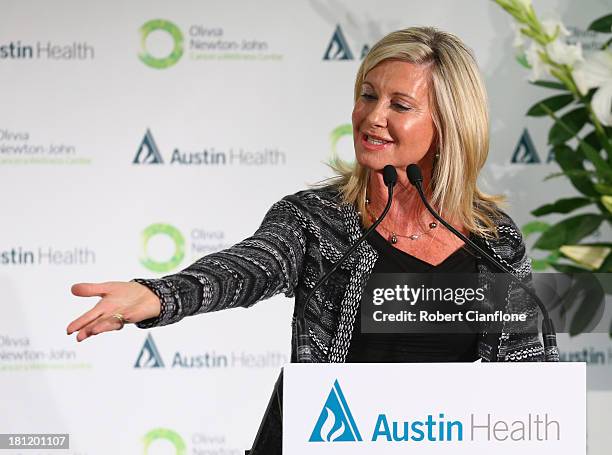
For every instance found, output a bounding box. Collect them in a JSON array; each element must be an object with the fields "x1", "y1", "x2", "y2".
[{"x1": 67, "y1": 26, "x2": 547, "y2": 452}]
